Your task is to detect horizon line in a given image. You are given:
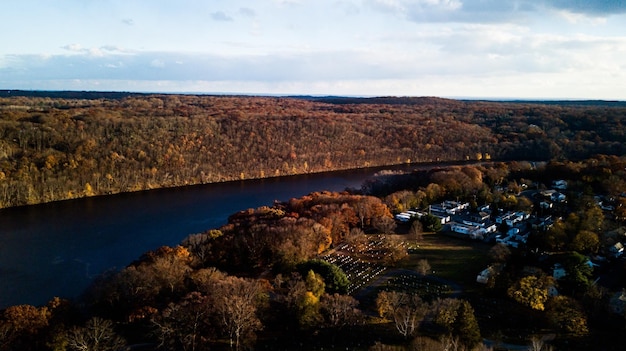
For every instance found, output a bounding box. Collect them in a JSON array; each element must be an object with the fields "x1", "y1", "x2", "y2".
[{"x1": 1, "y1": 89, "x2": 625, "y2": 103}]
